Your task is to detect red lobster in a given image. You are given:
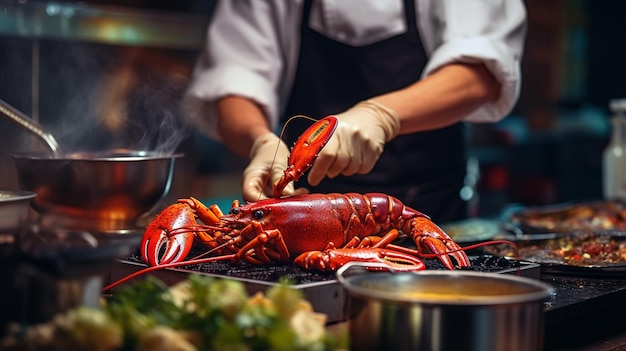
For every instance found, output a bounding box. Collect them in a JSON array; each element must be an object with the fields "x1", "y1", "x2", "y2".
[{"x1": 137, "y1": 116, "x2": 471, "y2": 277}]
